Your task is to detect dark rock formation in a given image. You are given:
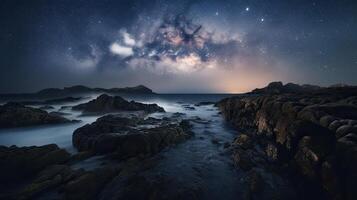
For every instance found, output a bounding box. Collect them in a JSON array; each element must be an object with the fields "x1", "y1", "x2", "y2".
[
  {"x1": 0, "y1": 144, "x2": 121, "y2": 200},
  {"x1": 0, "y1": 144, "x2": 70, "y2": 182},
  {"x1": 0, "y1": 102, "x2": 73, "y2": 128},
  {"x1": 73, "y1": 114, "x2": 193, "y2": 158},
  {"x1": 72, "y1": 94, "x2": 165, "y2": 114},
  {"x1": 218, "y1": 82, "x2": 357, "y2": 200}
]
